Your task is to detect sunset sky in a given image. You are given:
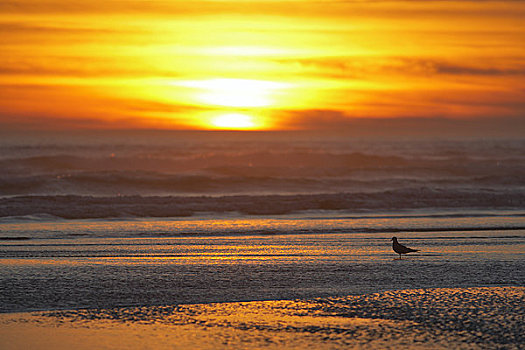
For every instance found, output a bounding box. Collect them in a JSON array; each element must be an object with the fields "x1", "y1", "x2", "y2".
[{"x1": 1, "y1": 0, "x2": 525, "y2": 131}]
